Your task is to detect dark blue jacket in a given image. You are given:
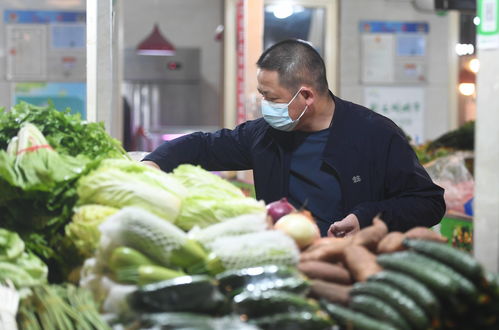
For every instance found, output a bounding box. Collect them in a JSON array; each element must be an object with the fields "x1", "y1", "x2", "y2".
[{"x1": 144, "y1": 94, "x2": 445, "y2": 232}]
